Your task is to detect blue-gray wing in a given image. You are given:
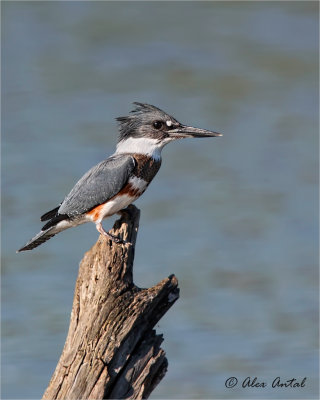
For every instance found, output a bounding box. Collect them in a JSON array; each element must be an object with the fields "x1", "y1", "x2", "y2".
[{"x1": 58, "y1": 154, "x2": 135, "y2": 217}]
